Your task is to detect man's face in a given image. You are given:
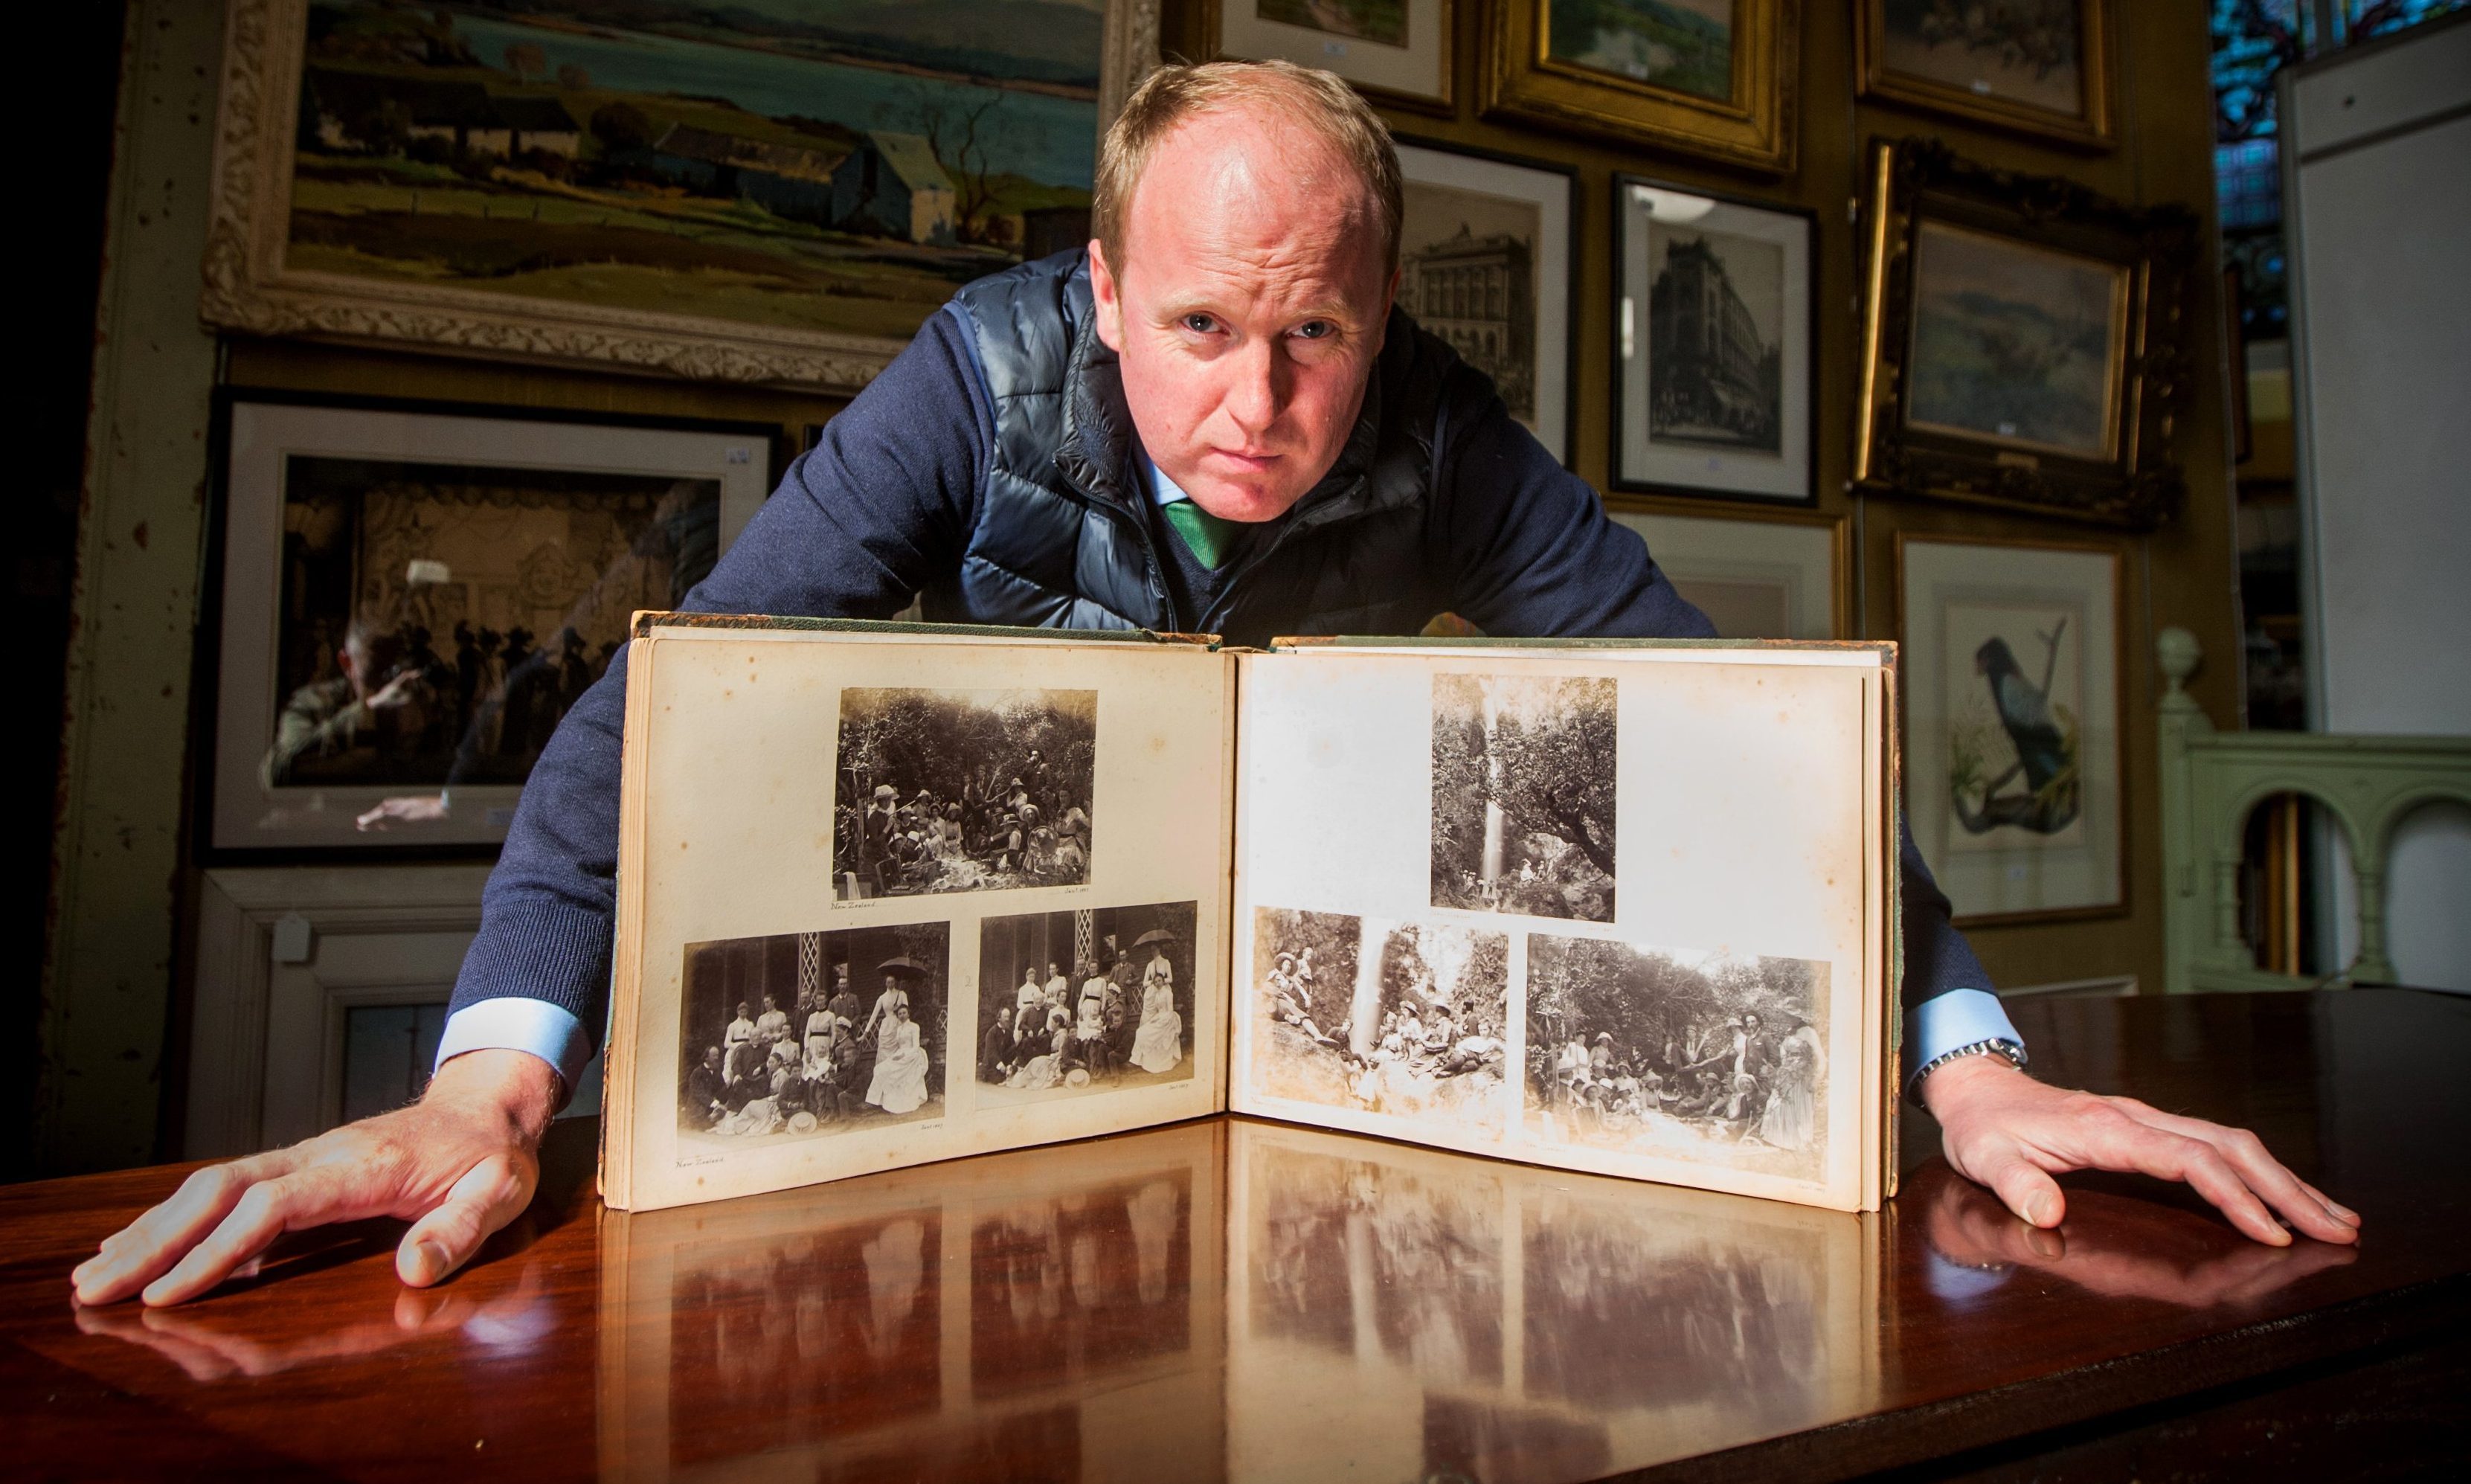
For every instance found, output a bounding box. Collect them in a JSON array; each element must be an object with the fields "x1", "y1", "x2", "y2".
[{"x1": 1090, "y1": 100, "x2": 1395, "y2": 524}]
